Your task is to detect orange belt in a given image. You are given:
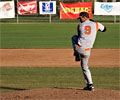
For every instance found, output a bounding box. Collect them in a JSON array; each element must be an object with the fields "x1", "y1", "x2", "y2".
[
  {"x1": 84, "y1": 48, "x2": 90, "y2": 51},
  {"x1": 78, "y1": 45, "x2": 90, "y2": 51}
]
